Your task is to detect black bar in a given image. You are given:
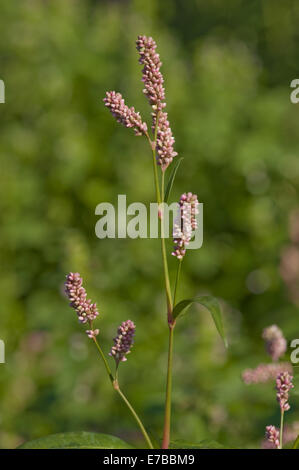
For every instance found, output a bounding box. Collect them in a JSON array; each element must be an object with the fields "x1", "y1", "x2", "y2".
[{"x1": 0, "y1": 449, "x2": 297, "y2": 466}]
